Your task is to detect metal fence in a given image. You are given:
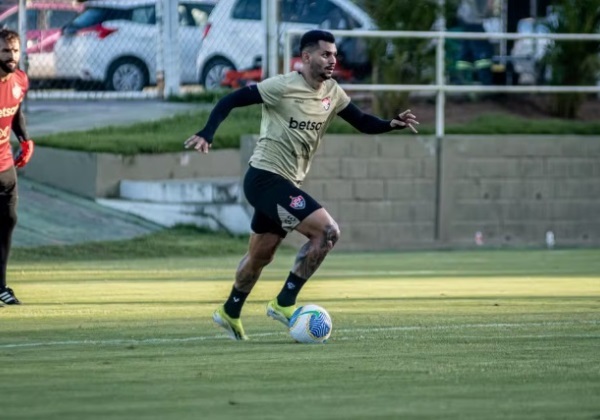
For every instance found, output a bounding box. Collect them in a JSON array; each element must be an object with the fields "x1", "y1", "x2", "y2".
[
  {"x1": 283, "y1": 28, "x2": 600, "y2": 138},
  {"x1": 8, "y1": 0, "x2": 600, "y2": 103}
]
